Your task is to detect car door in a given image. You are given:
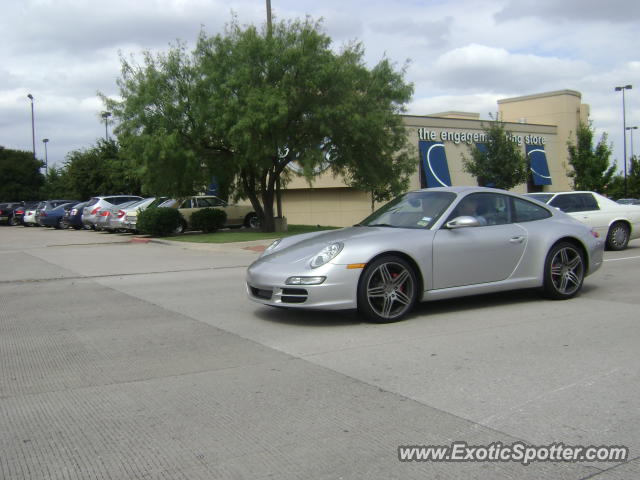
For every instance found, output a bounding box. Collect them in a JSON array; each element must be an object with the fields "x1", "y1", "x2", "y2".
[
  {"x1": 431, "y1": 193, "x2": 528, "y2": 289},
  {"x1": 209, "y1": 197, "x2": 237, "y2": 224},
  {"x1": 178, "y1": 198, "x2": 197, "y2": 225}
]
